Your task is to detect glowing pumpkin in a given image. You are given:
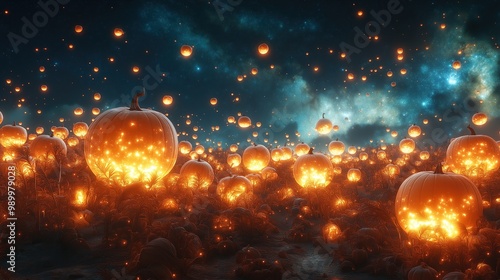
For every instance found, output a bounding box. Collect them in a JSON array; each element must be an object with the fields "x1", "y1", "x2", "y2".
[
  {"x1": 328, "y1": 139, "x2": 345, "y2": 156},
  {"x1": 217, "y1": 175, "x2": 252, "y2": 206},
  {"x1": 179, "y1": 158, "x2": 214, "y2": 191},
  {"x1": 395, "y1": 164, "x2": 482, "y2": 241},
  {"x1": 280, "y1": 146, "x2": 293, "y2": 161},
  {"x1": 347, "y1": 146, "x2": 357, "y2": 155},
  {"x1": 178, "y1": 140, "x2": 192, "y2": 155},
  {"x1": 180, "y1": 45, "x2": 193, "y2": 57},
  {"x1": 72, "y1": 122, "x2": 89, "y2": 139},
  {"x1": 419, "y1": 151, "x2": 430, "y2": 160},
  {"x1": 359, "y1": 152, "x2": 368, "y2": 161},
  {"x1": 30, "y1": 135, "x2": 67, "y2": 160},
  {"x1": 315, "y1": 113, "x2": 333, "y2": 135},
  {"x1": 0, "y1": 111, "x2": 4, "y2": 124},
  {"x1": 270, "y1": 147, "x2": 282, "y2": 162},
  {"x1": 322, "y1": 222, "x2": 341, "y2": 243},
  {"x1": 242, "y1": 143, "x2": 270, "y2": 171},
  {"x1": 408, "y1": 124, "x2": 421, "y2": 138},
  {"x1": 452, "y1": 61, "x2": 461, "y2": 70},
  {"x1": 384, "y1": 164, "x2": 400, "y2": 178},
  {"x1": 53, "y1": 127, "x2": 69, "y2": 140},
  {"x1": 399, "y1": 138, "x2": 415, "y2": 154},
  {"x1": 84, "y1": 91, "x2": 178, "y2": 187},
  {"x1": 258, "y1": 43, "x2": 269, "y2": 55},
  {"x1": 238, "y1": 116, "x2": 252, "y2": 128},
  {"x1": 293, "y1": 148, "x2": 334, "y2": 188},
  {"x1": 347, "y1": 168, "x2": 361, "y2": 183},
  {"x1": 377, "y1": 150, "x2": 387, "y2": 160},
  {"x1": 471, "y1": 112, "x2": 487, "y2": 126},
  {"x1": 294, "y1": 142, "x2": 310, "y2": 156},
  {"x1": 0, "y1": 123, "x2": 27, "y2": 148},
  {"x1": 445, "y1": 125, "x2": 500, "y2": 177}
]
